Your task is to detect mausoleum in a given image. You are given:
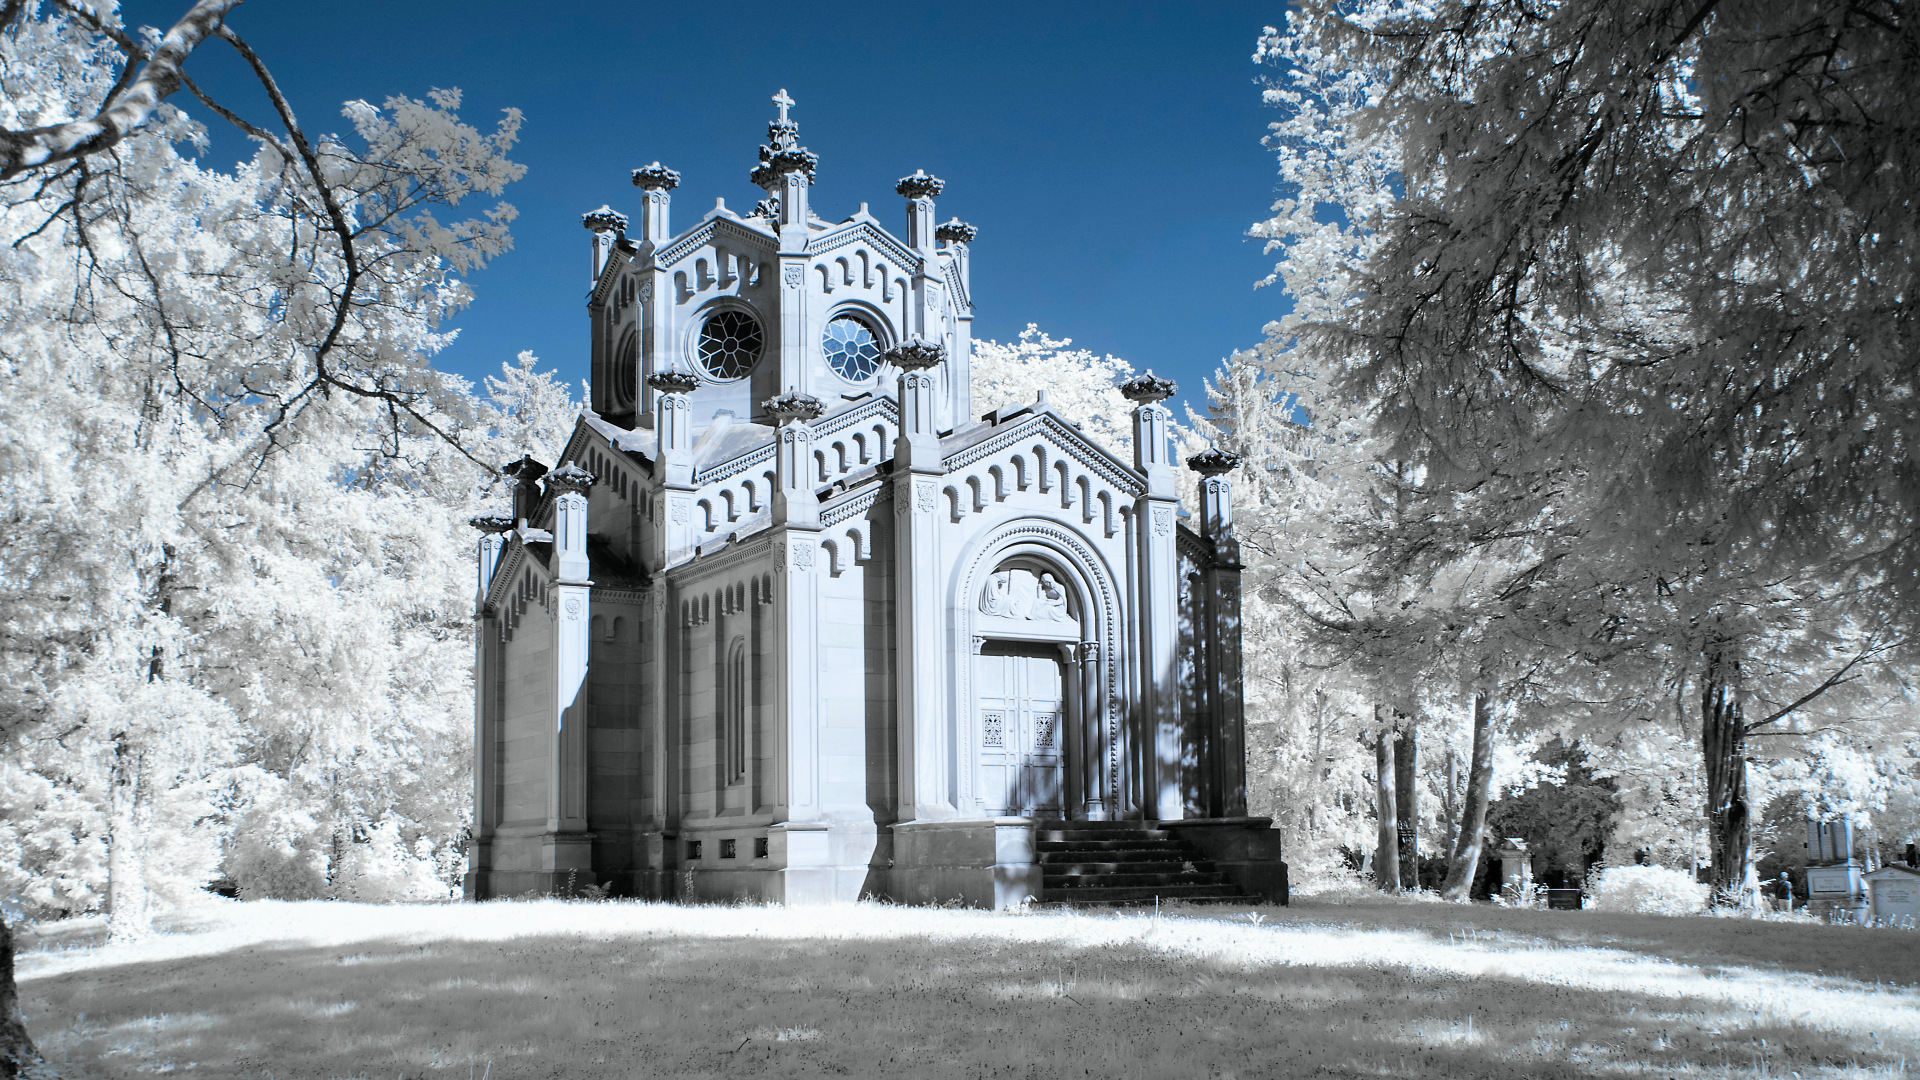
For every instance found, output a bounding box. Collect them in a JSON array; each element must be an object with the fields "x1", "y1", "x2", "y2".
[{"x1": 464, "y1": 93, "x2": 1285, "y2": 906}]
